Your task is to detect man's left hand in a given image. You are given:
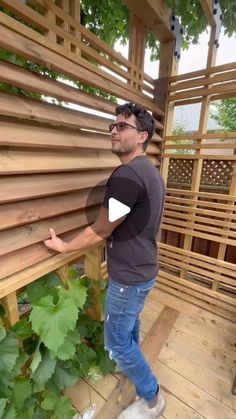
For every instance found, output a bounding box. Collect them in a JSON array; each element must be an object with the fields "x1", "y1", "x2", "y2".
[{"x1": 43, "y1": 228, "x2": 67, "y2": 253}]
